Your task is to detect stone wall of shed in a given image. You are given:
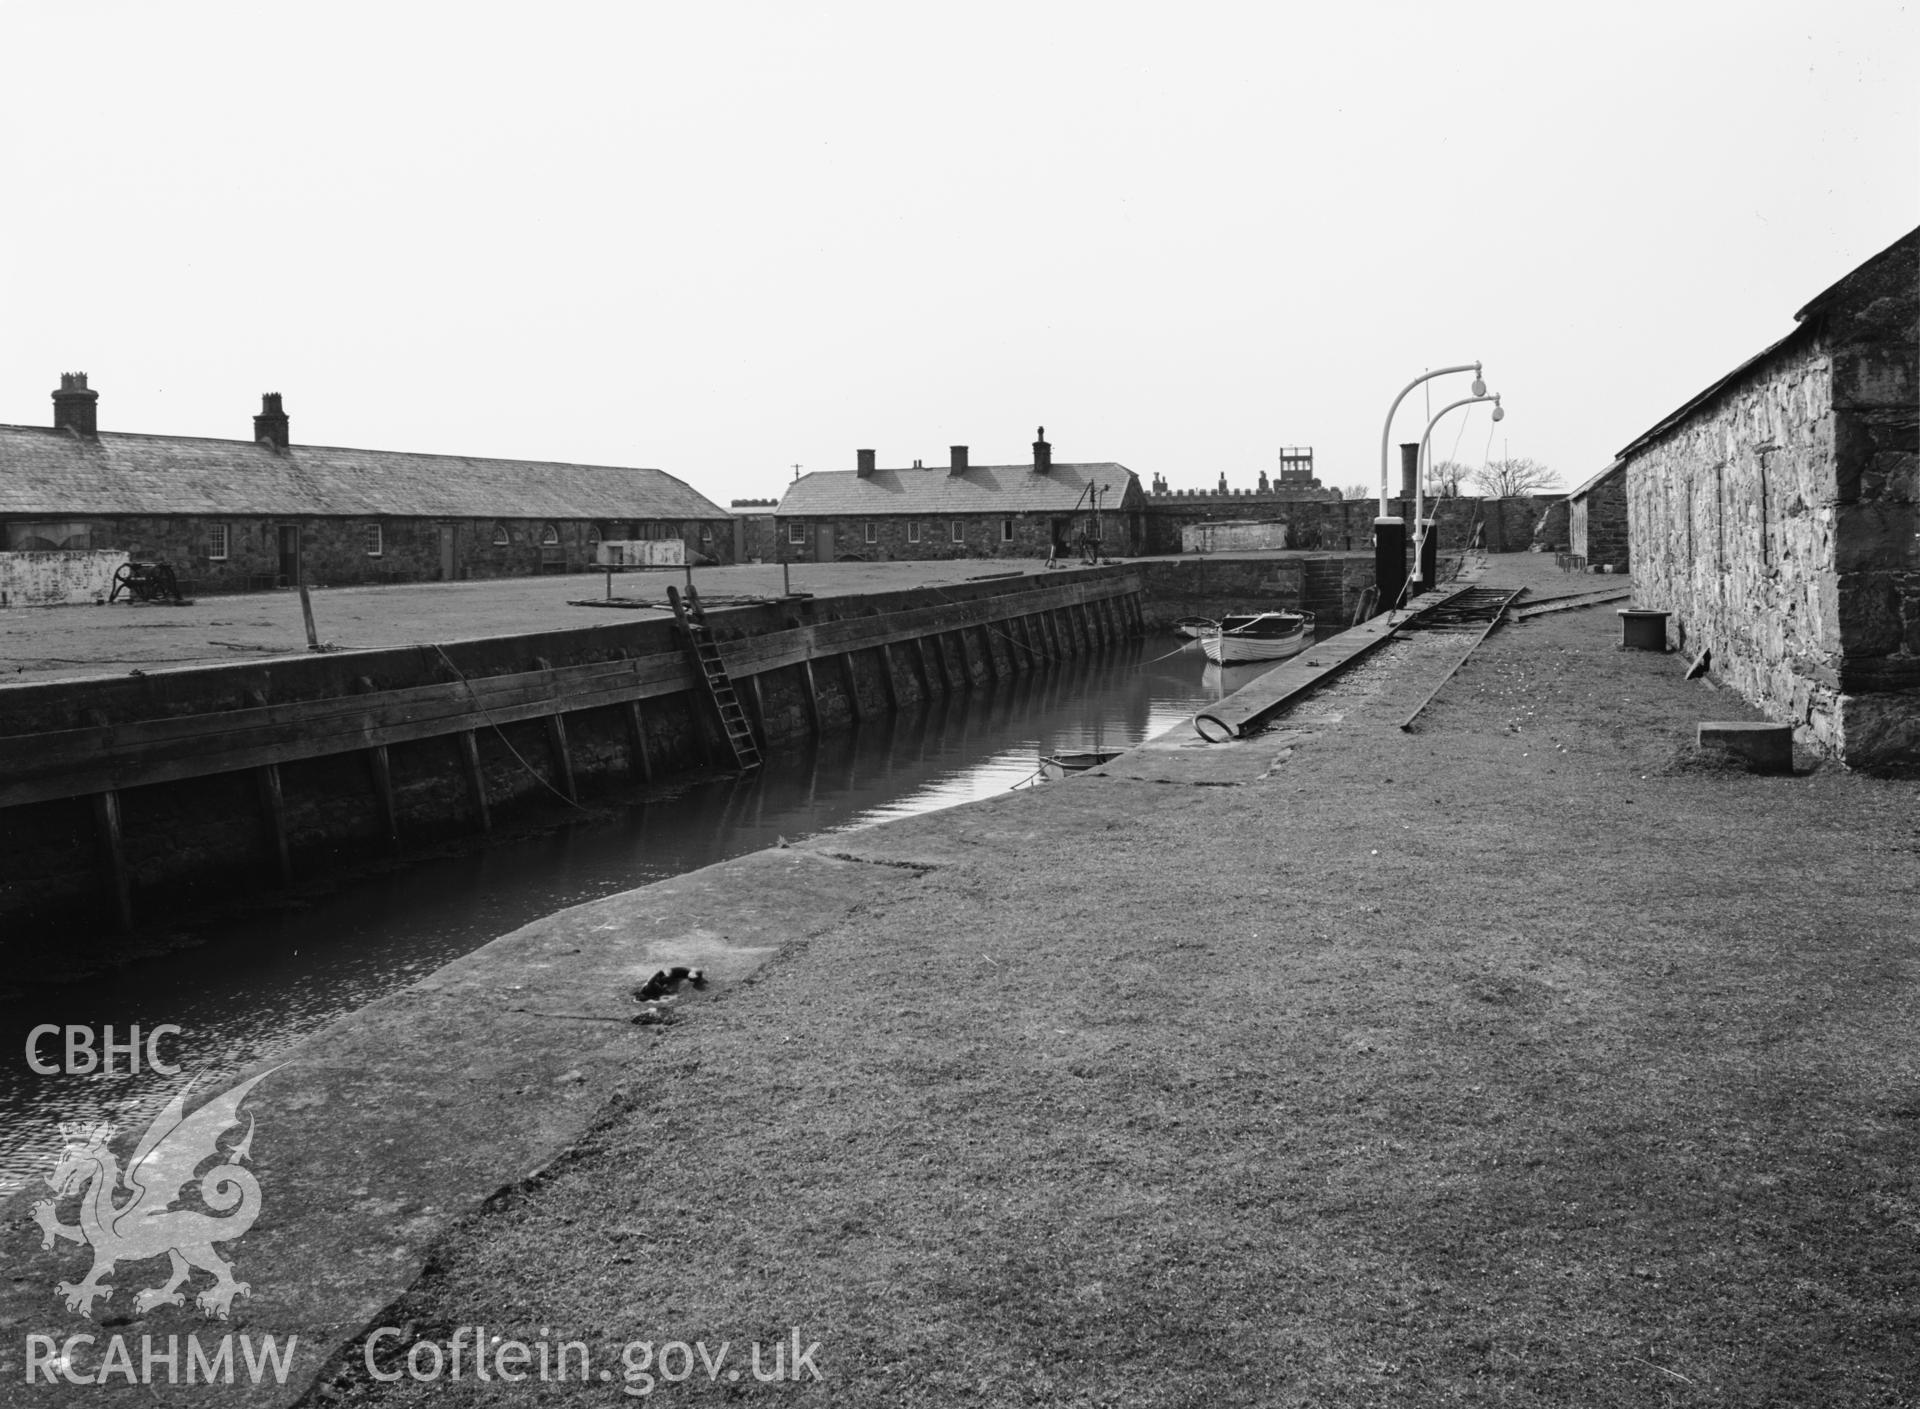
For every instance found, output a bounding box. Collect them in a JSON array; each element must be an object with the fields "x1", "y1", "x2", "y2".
[
  {"x1": 1569, "y1": 472, "x2": 1628, "y2": 569},
  {"x1": 1625, "y1": 341, "x2": 1846, "y2": 752},
  {"x1": 1828, "y1": 330, "x2": 1920, "y2": 763},
  {"x1": 779, "y1": 510, "x2": 1145, "y2": 561},
  {"x1": 1625, "y1": 236, "x2": 1917, "y2": 769},
  {"x1": 0, "y1": 550, "x2": 129, "y2": 606},
  {"x1": 9, "y1": 515, "x2": 733, "y2": 591}
]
